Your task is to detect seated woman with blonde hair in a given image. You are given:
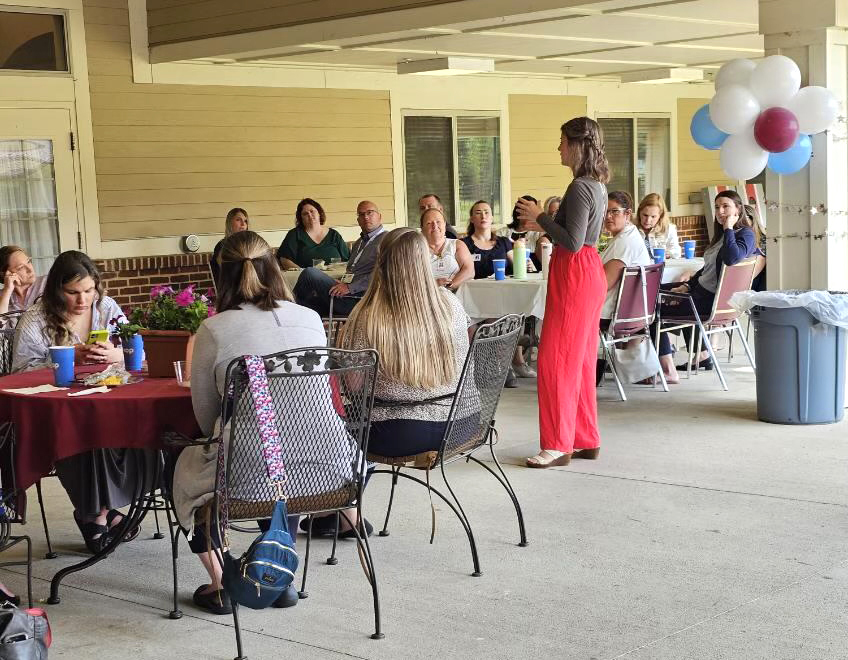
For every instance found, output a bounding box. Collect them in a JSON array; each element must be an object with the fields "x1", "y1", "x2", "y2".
[
  {"x1": 421, "y1": 207, "x2": 474, "y2": 290},
  {"x1": 339, "y1": 227, "x2": 472, "y2": 457},
  {"x1": 635, "y1": 193, "x2": 681, "y2": 259}
]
